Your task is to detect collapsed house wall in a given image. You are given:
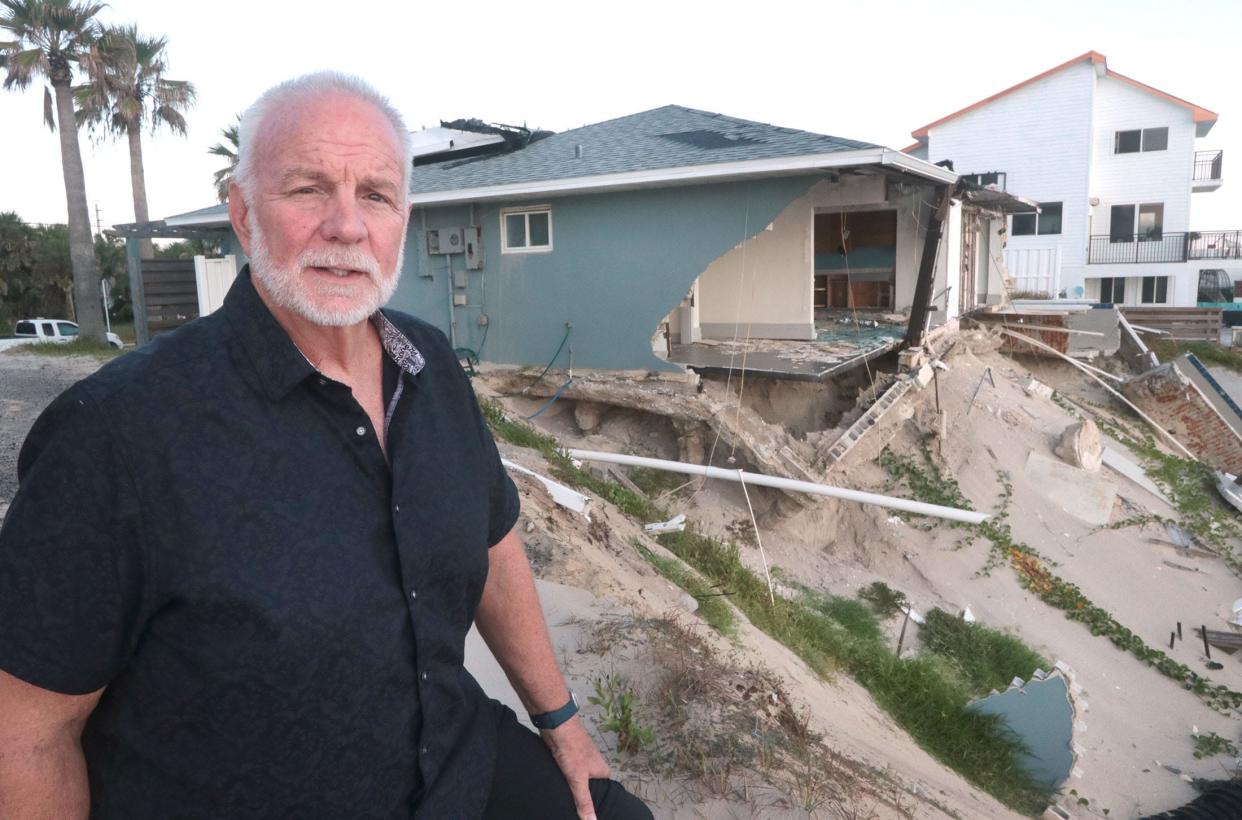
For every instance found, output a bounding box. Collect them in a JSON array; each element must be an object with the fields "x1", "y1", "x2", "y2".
[
  {"x1": 1177, "y1": 353, "x2": 1242, "y2": 440},
  {"x1": 696, "y1": 175, "x2": 946, "y2": 341},
  {"x1": 398, "y1": 176, "x2": 821, "y2": 372},
  {"x1": 1120, "y1": 361, "x2": 1242, "y2": 473},
  {"x1": 973, "y1": 307, "x2": 1121, "y2": 358}
]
